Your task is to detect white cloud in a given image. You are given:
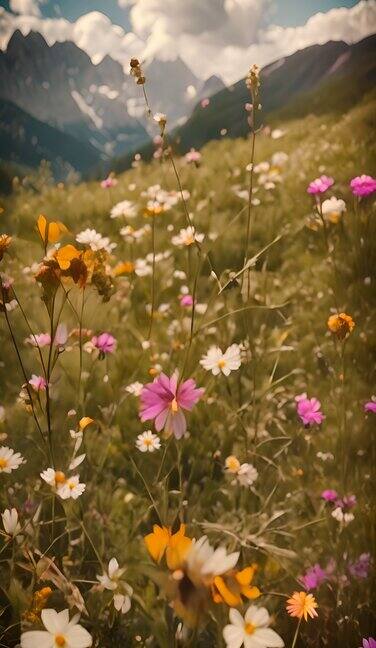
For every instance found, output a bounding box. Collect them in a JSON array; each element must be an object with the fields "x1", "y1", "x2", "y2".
[
  {"x1": 9, "y1": 0, "x2": 41, "y2": 17},
  {"x1": 1, "y1": 0, "x2": 375, "y2": 83}
]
